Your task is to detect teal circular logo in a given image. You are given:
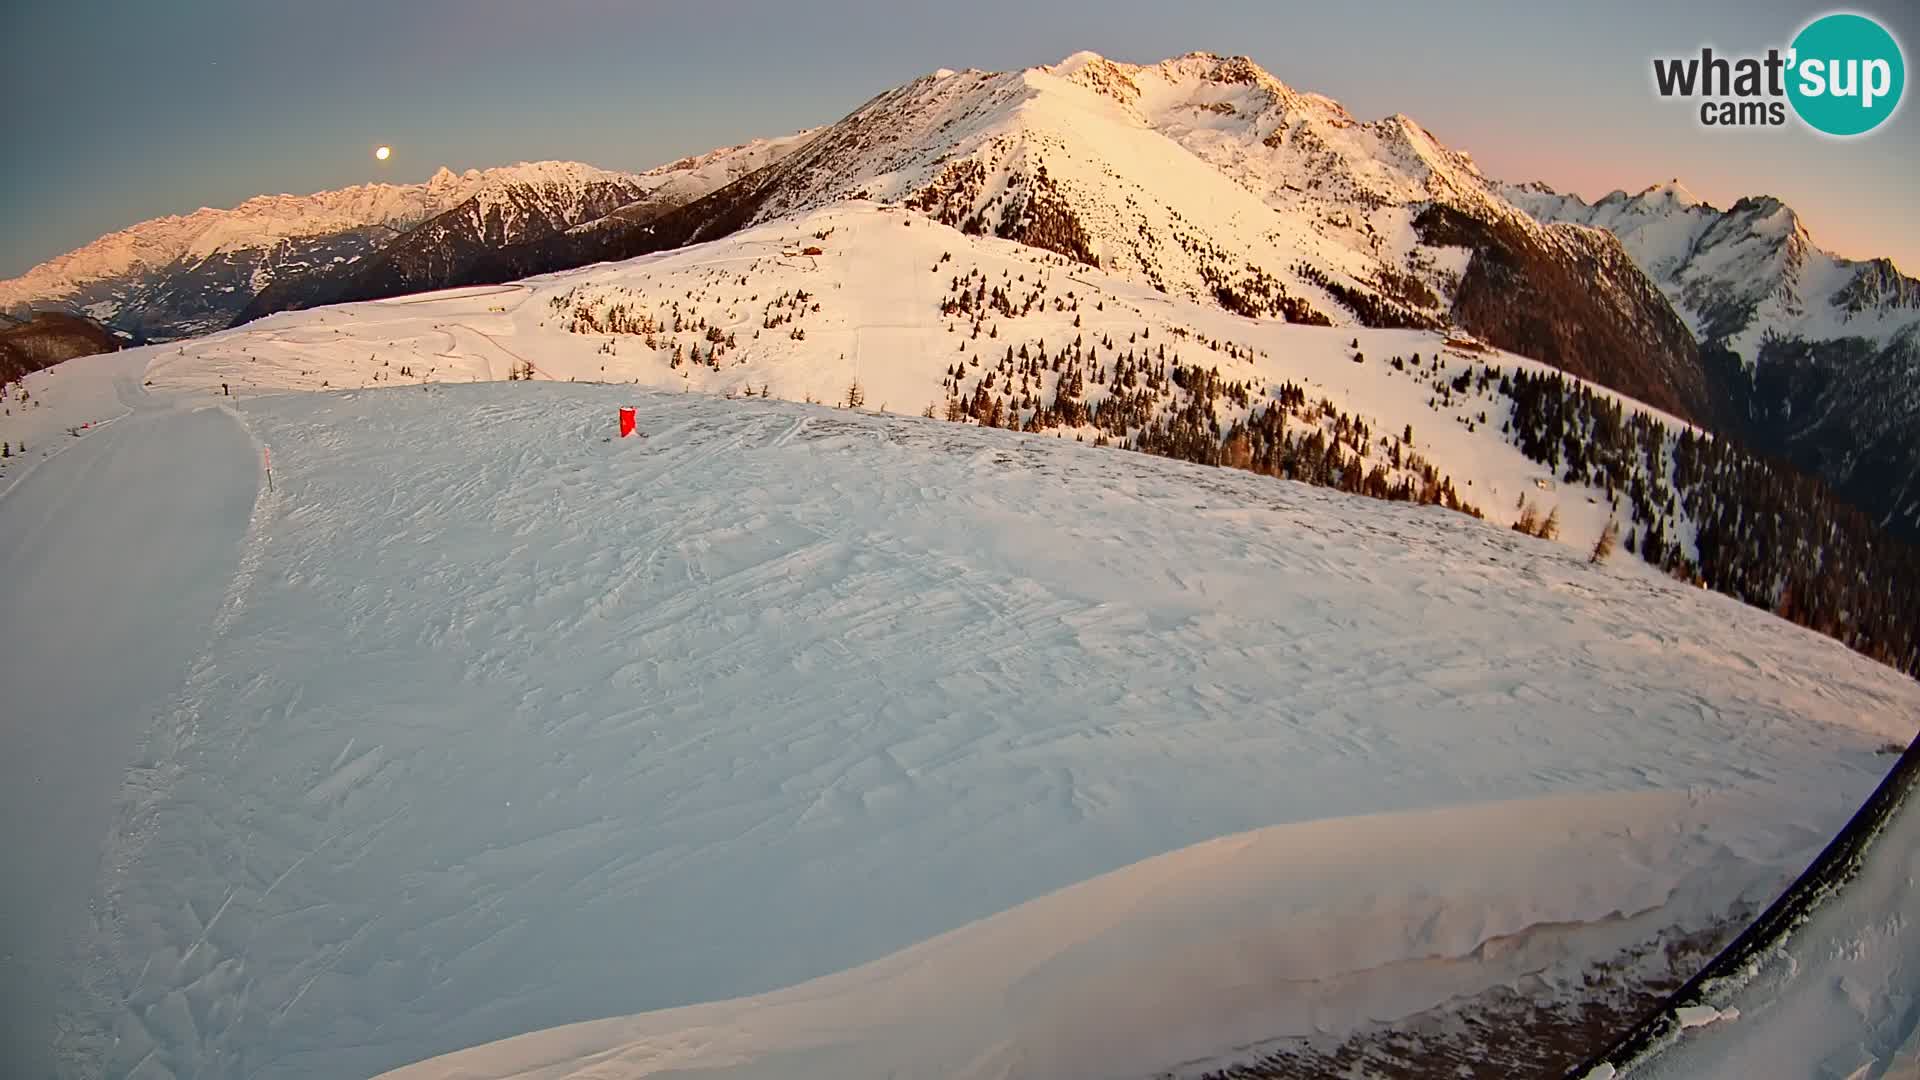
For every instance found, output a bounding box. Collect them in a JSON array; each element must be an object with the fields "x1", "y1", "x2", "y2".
[{"x1": 1787, "y1": 13, "x2": 1905, "y2": 136}]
